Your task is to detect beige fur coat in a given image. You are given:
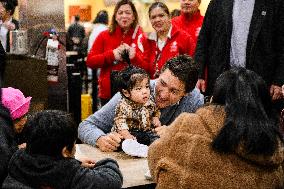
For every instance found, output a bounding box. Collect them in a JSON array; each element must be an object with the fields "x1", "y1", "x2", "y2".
[{"x1": 148, "y1": 105, "x2": 284, "y2": 189}]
